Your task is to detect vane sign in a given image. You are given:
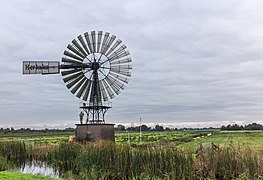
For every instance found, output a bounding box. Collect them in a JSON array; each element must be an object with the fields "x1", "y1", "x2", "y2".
[{"x1": 23, "y1": 61, "x2": 60, "y2": 75}]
